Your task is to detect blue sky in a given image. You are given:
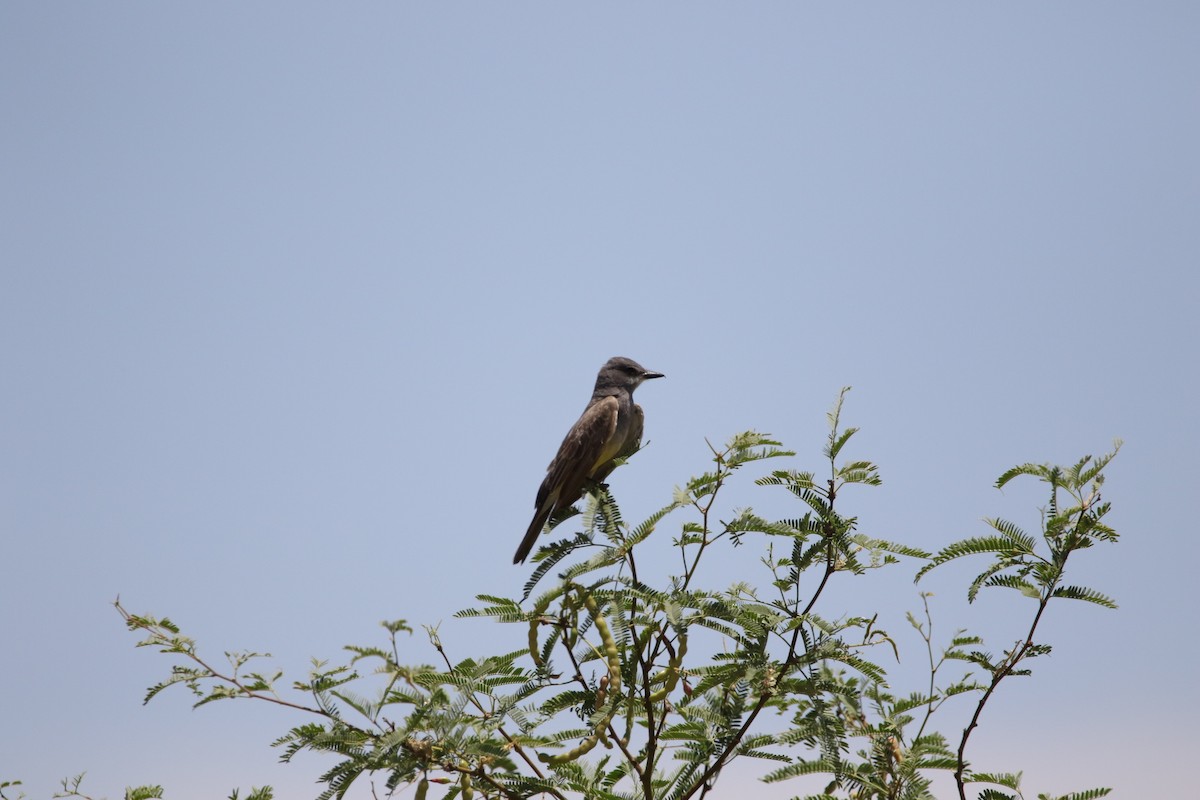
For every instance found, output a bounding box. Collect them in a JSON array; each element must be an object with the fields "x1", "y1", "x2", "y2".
[{"x1": 2, "y1": 3, "x2": 1197, "y2": 798}]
